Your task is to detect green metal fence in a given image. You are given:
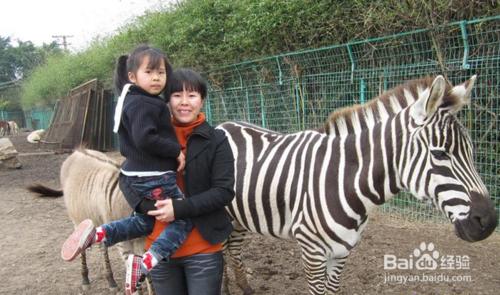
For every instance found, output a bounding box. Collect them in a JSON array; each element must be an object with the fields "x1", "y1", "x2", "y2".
[
  {"x1": 0, "y1": 108, "x2": 54, "y2": 130},
  {"x1": 24, "y1": 107, "x2": 54, "y2": 130},
  {"x1": 0, "y1": 110, "x2": 24, "y2": 128},
  {"x1": 203, "y1": 16, "x2": 500, "y2": 224}
]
